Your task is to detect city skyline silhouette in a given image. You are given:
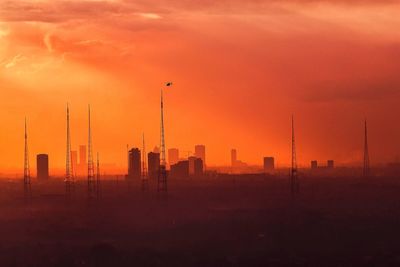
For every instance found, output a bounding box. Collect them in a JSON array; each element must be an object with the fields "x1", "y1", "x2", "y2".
[{"x1": 1, "y1": 1, "x2": 400, "y2": 266}]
